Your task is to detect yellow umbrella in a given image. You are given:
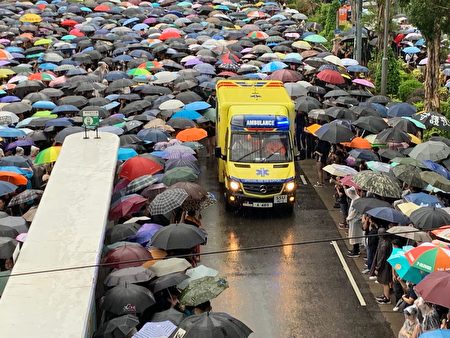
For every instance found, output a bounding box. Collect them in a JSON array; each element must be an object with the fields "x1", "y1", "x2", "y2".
[
  {"x1": 292, "y1": 40, "x2": 311, "y2": 50},
  {"x1": 19, "y1": 13, "x2": 42, "y2": 23},
  {"x1": 34, "y1": 38, "x2": 52, "y2": 46},
  {"x1": 305, "y1": 123, "x2": 321, "y2": 135},
  {"x1": 0, "y1": 69, "x2": 15, "y2": 77},
  {"x1": 397, "y1": 202, "x2": 421, "y2": 217},
  {"x1": 408, "y1": 133, "x2": 422, "y2": 144}
]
